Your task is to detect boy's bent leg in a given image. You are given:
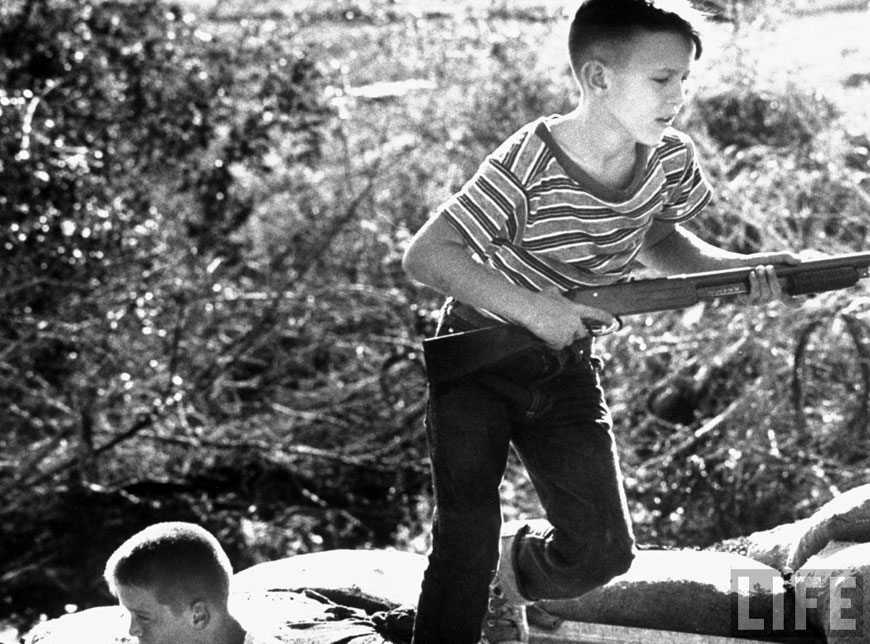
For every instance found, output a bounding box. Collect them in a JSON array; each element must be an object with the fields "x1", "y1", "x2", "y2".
[
  {"x1": 412, "y1": 380, "x2": 514, "y2": 644},
  {"x1": 509, "y1": 364, "x2": 636, "y2": 601}
]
